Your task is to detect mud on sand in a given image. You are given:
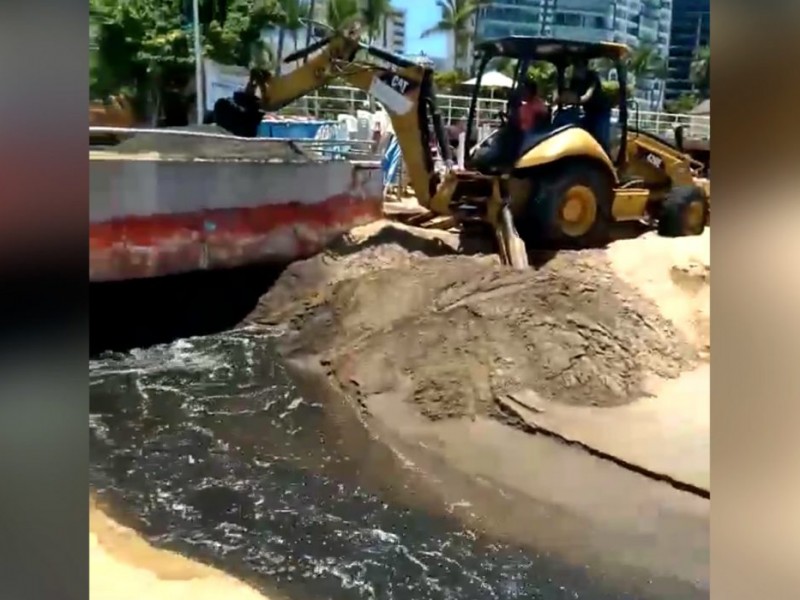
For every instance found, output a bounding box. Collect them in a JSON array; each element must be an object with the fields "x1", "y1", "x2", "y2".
[{"x1": 246, "y1": 221, "x2": 704, "y2": 422}]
